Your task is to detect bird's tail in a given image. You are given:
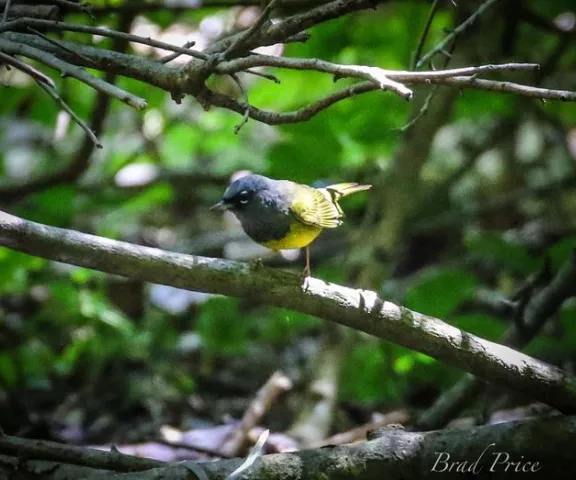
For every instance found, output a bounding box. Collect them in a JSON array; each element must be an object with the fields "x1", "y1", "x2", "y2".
[
  {"x1": 320, "y1": 183, "x2": 371, "y2": 216},
  {"x1": 326, "y1": 183, "x2": 372, "y2": 199}
]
